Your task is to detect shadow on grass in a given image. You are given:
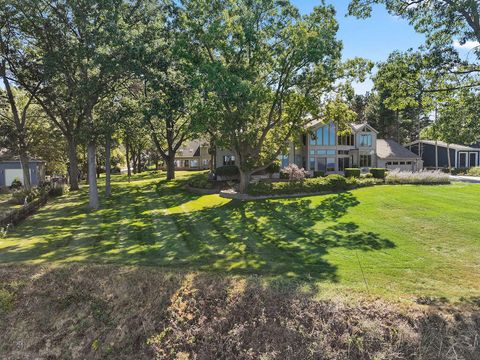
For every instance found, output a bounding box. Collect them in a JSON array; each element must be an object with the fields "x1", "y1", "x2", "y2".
[{"x1": 0, "y1": 173, "x2": 395, "y2": 282}]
